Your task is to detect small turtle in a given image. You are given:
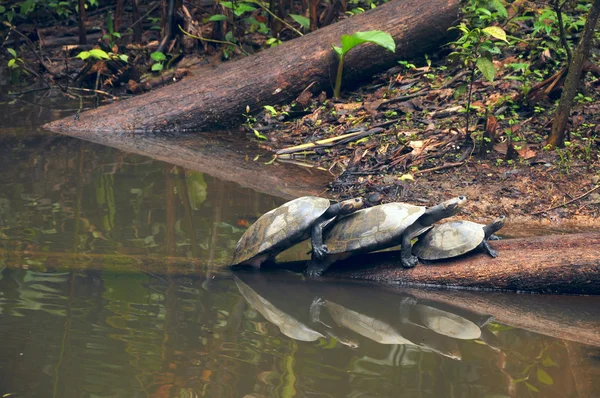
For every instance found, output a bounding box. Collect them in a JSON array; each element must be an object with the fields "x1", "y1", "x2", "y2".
[
  {"x1": 305, "y1": 196, "x2": 467, "y2": 277},
  {"x1": 231, "y1": 196, "x2": 364, "y2": 267},
  {"x1": 412, "y1": 215, "x2": 506, "y2": 260}
]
